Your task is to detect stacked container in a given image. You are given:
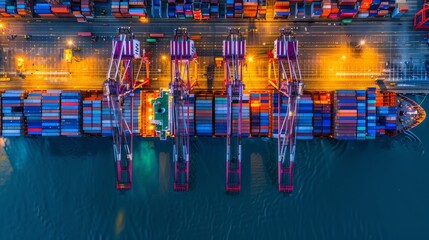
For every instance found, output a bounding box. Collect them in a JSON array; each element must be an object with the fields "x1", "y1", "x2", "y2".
[
  {"x1": 184, "y1": 0, "x2": 193, "y2": 18},
  {"x1": 129, "y1": 0, "x2": 147, "y2": 18},
  {"x1": 210, "y1": 0, "x2": 218, "y2": 18},
  {"x1": 334, "y1": 90, "x2": 357, "y2": 140},
  {"x1": 243, "y1": 0, "x2": 258, "y2": 18},
  {"x1": 195, "y1": 96, "x2": 213, "y2": 136},
  {"x1": 34, "y1": 2, "x2": 55, "y2": 17},
  {"x1": 366, "y1": 87, "x2": 376, "y2": 139},
  {"x1": 338, "y1": 0, "x2": 357, "y2": 18},
  {"x1": 311, "y1": 2, "x2": 322, "y2": 17},
  {"x1": 214, "y1": 95, "x2": 227, "y2": 136},
  {"x1": 123, "y1": 90, "x2": 141, "y2": 134},
  {"x1": 2, "y1": 90, "x2": 25, "y2": 137},
  {"x1": 312, "y1": 92, "x2": 332, "y2": 137},
  {"x1": 296, "y1": 94, "x2": 313, "y2": 140},
  {"x1": 201, "y1": 0, "x2": 210, "y2": 19},
  {"x1": 42, "y1": 90, "x2": 61, "y2": 136},
  {"x1": 193, "y1": 0, "x2": 202, "y2": 19},
  {"x1": 356, "y1": 90, "x2": 366, "y2": 140},
  {"x1": 152, "y1": 0, "x2": 162, "y2": 17},
  {"x1": 168, "y1": 0, "x2": 176, "y2": 18},
  {"x1": 295, "y1": 3, "x2": 305, "y2": 19},
  {"x1": 257, "y1": 0, "x2": 266, "y2": 18},
  {"x1": 176, "y1": 0, "x2": 185, "y2": 18},
  {"x1": 0, "y1": 0, "x2": 17, "y2": 17},
  {"x1": 17, "y1": 0, "x2": 30, "y2": 16},
  {"x1": 274, "y1": 0, "x2": 290, "y2": 18},
  {"x1": 61, "y1": 91, "x2": 81, "y2": 137},
  {"x1": 24, "y1": 91, "x2": 43, "y2": 136},
  {"x1": 83, "y1": 96, "x2": 102, "y2": 135}
]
